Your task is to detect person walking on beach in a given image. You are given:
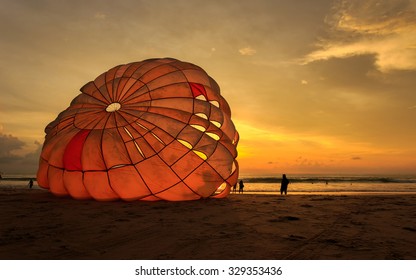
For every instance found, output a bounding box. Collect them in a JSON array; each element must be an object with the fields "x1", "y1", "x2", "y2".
[
  {"x1": 280, "y1": 174, "x2": 289, "y2": 195},
  {"x1": 28, "y1": 179, "x2": 33, "y2": 189},
  {"x1": 238, "y1": 180, "x2": 245, "y2": 194},
  {"x1": 233, "y1": 183, "x2": 237, "y2": 193}
]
